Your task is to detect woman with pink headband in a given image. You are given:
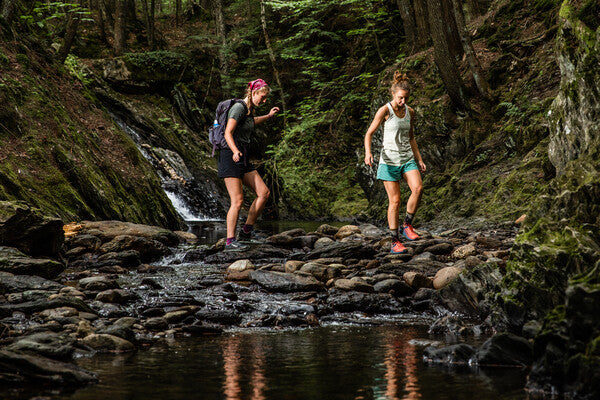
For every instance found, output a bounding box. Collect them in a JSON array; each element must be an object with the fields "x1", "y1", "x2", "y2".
[{"x1": 220, "y1": 79, "x2": 280, "y2": 251}]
